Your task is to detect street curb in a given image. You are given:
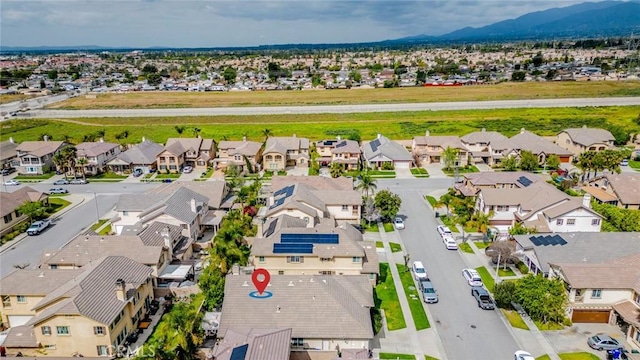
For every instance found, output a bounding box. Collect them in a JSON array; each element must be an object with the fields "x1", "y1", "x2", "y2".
[{"x1": 0, "y1": 195, "x2": 86, "y2": 255}]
